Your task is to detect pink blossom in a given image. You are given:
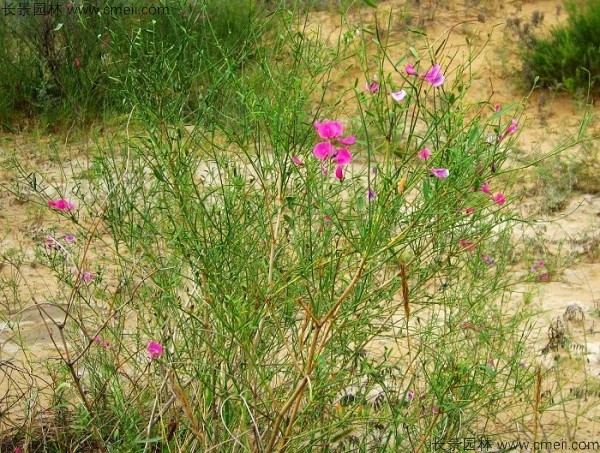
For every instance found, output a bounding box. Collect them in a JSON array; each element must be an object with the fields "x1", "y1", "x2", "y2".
[
  {"x1": 479, "y1": 182, "x2": 491, "y2": 195},
  {"x1": 368, "y1": 188, "x2": 376, "y2": 200},
  {"x1": 423, "y1": 65, "x2": 445, "y2": 87},
  {"x1": 147, "y1": 341, "x2": 164, "y2": 360},
  {"x1": 366, "y1": 81, "x2": 379, "y2": 93},
  {"x1": 313, "y1": 142, "x2": 333, "y2": 160},
  {"x1": 291, "y1": 156, "x2": 304, "y2": 166},
  {"x1": 314, "y1": 120, "x2": 343, "y2": 139},
  {"x1": 539, "y1": 273, "x2": 550, "y2": 281},
  {"x1": 333, "y1": 147, "x2": 353, "y2": 180},
  {"x1": 497, "y1": 133, "x2": 505, "y2": 141},
  {"x1": 464, "y1": 206, "x2": 475, "y2": 215},
  {"x1": 491, "y1": 193, "x2": 506, "y2": 206},
  {"x1": 390, "y1": 90, "x2": 407, "y2": 101},
  {"x1": 102, "y1": 341, "x2": 110, "y2": 348},
  {"x1": 338, "y1": 135, "x2": 356, "y2": 146},
  {"x1": 94, "y1": 336, "x2": 101, "y2": 343},
  {"x1": 64, "y1": 234, "x2": 76, "y2": 243},
  {"x1": 431, "y1": 407, "x2": 440, "y2": 414},
  {"x1": 494, "y1": 104, "x2": 501, "y2": 112},
  {"x1": 505, "y1": 118, "x2": 518, "y2": 135},
  {"x1": 405, "y1": 64, "x2": 418, "y2": 76},
  {"x1": 74, "y1": 57, "x2": 81, "y2": 69},
  {"x1": 48, "y1": 199, "x2": 76, "y2": 211},
  {"x1": 417, "y1": 148, "x2": 431, "y2": 160},
  {"x1": 430, "y1": 168, "x2": 449, "y2": 179},
  {"x1": 537, "y1": 260, "x2": 544, "y2": 267},
  {"x1": 406, "y1": 390, "x2": 415, "y2": 400},
  {"x1": 83, "y1": 272, "x2": 95, "y2": 282}
]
